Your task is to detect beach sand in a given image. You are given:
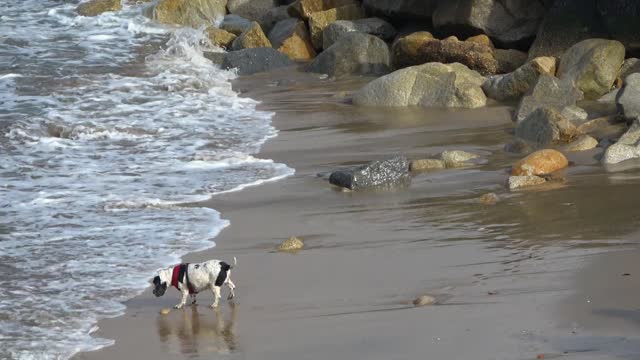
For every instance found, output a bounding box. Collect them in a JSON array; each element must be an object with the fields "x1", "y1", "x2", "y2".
[{"x1": 76, "y1": 68, "x2": 640, "y2": 360}]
